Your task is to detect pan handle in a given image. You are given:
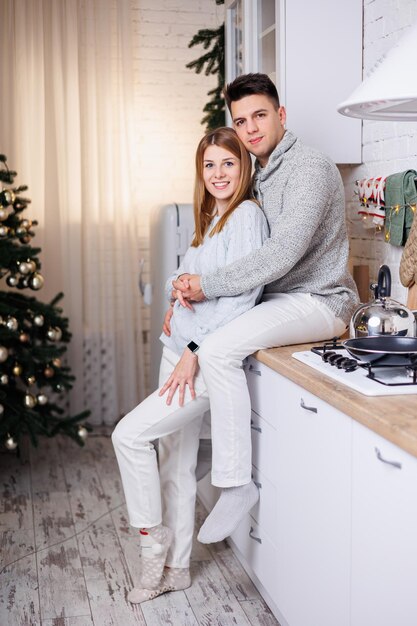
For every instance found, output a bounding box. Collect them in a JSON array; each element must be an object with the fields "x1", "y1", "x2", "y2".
[{"x1": 377, "y1": 264, "x2": 391, "y2": 298}]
